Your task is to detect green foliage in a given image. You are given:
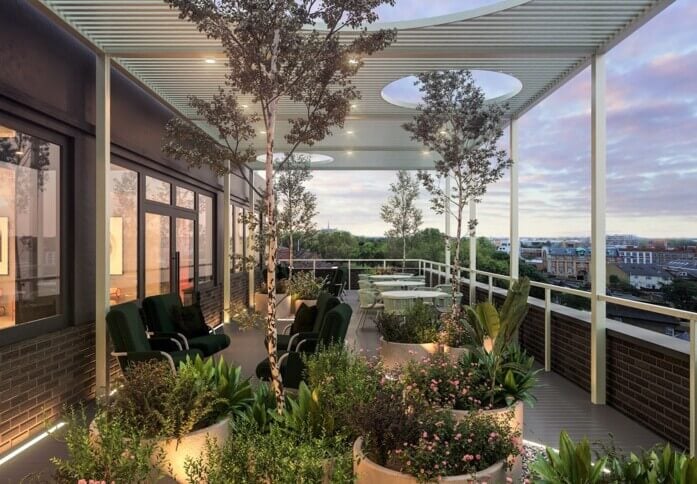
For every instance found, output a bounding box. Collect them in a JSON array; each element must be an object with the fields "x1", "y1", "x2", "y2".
[
  {"x1": 397, "y1": 410, "x2": 520, "y2": 483},
  {"x1": 601, "y1": 441, "x2": 697, "y2": 484},
  {"x1": 531, "y1": 431, "x2": 608, "y2": 484},
  {"x1": 275, "y1": 382, "x2": 335, "y2": 439},
  {"x1": 111, "y1": 360, "x2": 225, "y2": 440},
  {"x1": 306, "y1": 230, "x2": 361, "y2": 259},
  {"x1": 182, "y1": 355, "x2": 254, "y2": 420},
  {"x1": 380, "y1": 170, "x2": 423, "y2": 267},
  {"x1": 304, "y1": 345, "x2": 384, "y2": 440},
  {"x1": 229, "y1": 301, "x2": 266, "y2": 330},
  {"x1": 402, "y1": 352, "x2": 474, "y2": 410},
  {"x1": 51, "y1": 406, "x2": 166, "y2": 483},
  {"x1": 661, "y1": 279, "x2": 697, "y2": 312},
  {"x1": 375, "y1": 301, "x2": 440, "y2": 344},
  {"x1": 184, "y1": 421, "x2": 353, "y2": 484},
  {"x1": 287, "y1": 271, "x2": 325, "y2": 300},
  {"x1": 236, "y1": 383, "x2": 277, "y2": 433},
  {"x1": 276, "y1": 155, "x2": 318, "y2": 257}
]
